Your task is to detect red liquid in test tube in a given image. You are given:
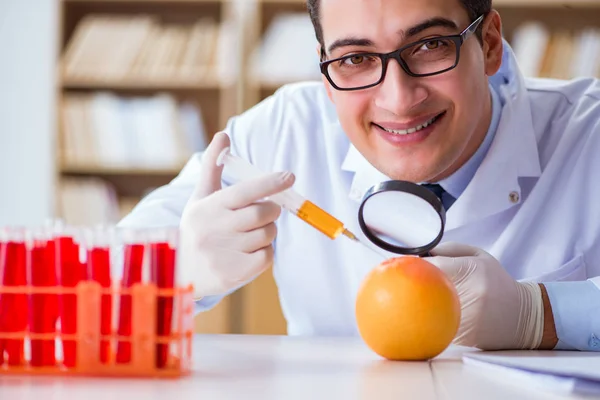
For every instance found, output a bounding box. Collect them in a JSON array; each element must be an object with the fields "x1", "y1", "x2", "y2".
[
  {"x1": 150, "y1": 232, "x2": 176, "y2": 369},
  {"x1": 116, "y1": 234, "x2": 144, "y2": 364},
  {"x1": 87, "y1": 230, "x2": 112, "y2": 364},
  {"x1": 0, "y1": 230, "x2": 28, "y2": 366},
  {"x1": 0, "y1": 232, "x2": 7, "y2": 364},
  {"x1": 55, "y1": 232, "x2": 85, "y2": 368},
  {"x1": 29, "y1": 231, "x2": 59, "y2": 367}
]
